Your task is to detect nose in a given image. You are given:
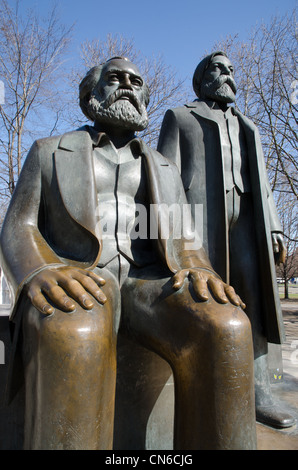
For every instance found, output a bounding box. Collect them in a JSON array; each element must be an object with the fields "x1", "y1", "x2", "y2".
[
  {"x1": 222, "y1": 65, "x2": 232, "y2": 76},
  {"x1": 120, "y1": 73, "x2": 133, "y2": 89}
]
